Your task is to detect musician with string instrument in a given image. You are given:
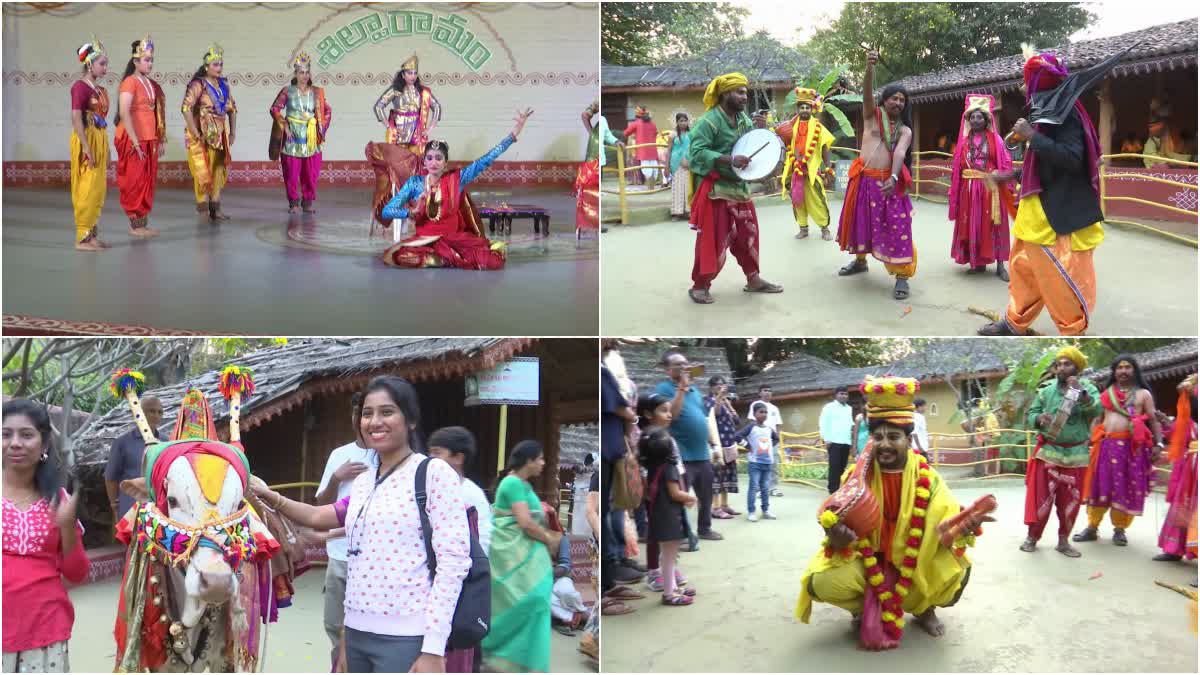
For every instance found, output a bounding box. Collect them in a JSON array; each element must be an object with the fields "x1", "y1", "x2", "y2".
[
  {"x1": 685, "y1": 72, "x2": 785, "y2": 305},
  {"x1": 796, "y1": 376, "x2": 994, "y2": 650}
]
